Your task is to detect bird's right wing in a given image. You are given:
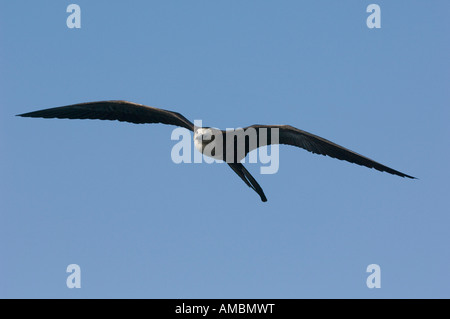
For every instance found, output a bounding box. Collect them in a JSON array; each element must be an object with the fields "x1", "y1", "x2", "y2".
[{"x1": 17, "y1": 100, "x2": 195, "y2": 131}]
